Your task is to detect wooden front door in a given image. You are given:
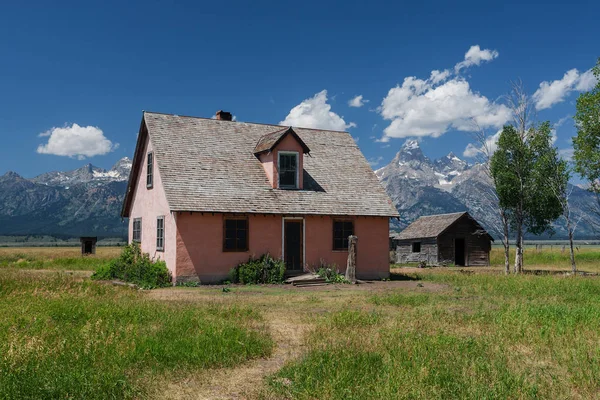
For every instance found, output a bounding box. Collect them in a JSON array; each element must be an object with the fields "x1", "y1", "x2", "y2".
[{"x1": 284, "y1": 220, "x2": 303, "y2": 271}]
